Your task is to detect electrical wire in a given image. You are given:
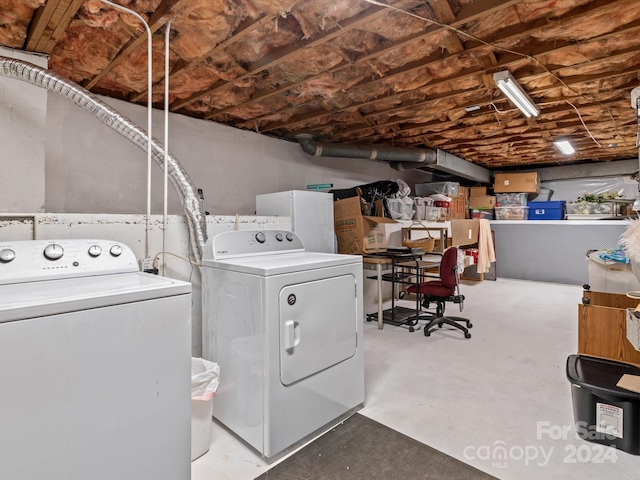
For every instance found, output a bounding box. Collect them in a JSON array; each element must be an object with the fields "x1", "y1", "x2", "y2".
[
  {"x1": 153, "y1": 250, "x2": 202, "y2": 269},
  {"x1": 363, "y1": 0, "x2": 620, "y2": 144},
  {"x1": 565, "y1": 100, "x2": 603, "y2": 148}
]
